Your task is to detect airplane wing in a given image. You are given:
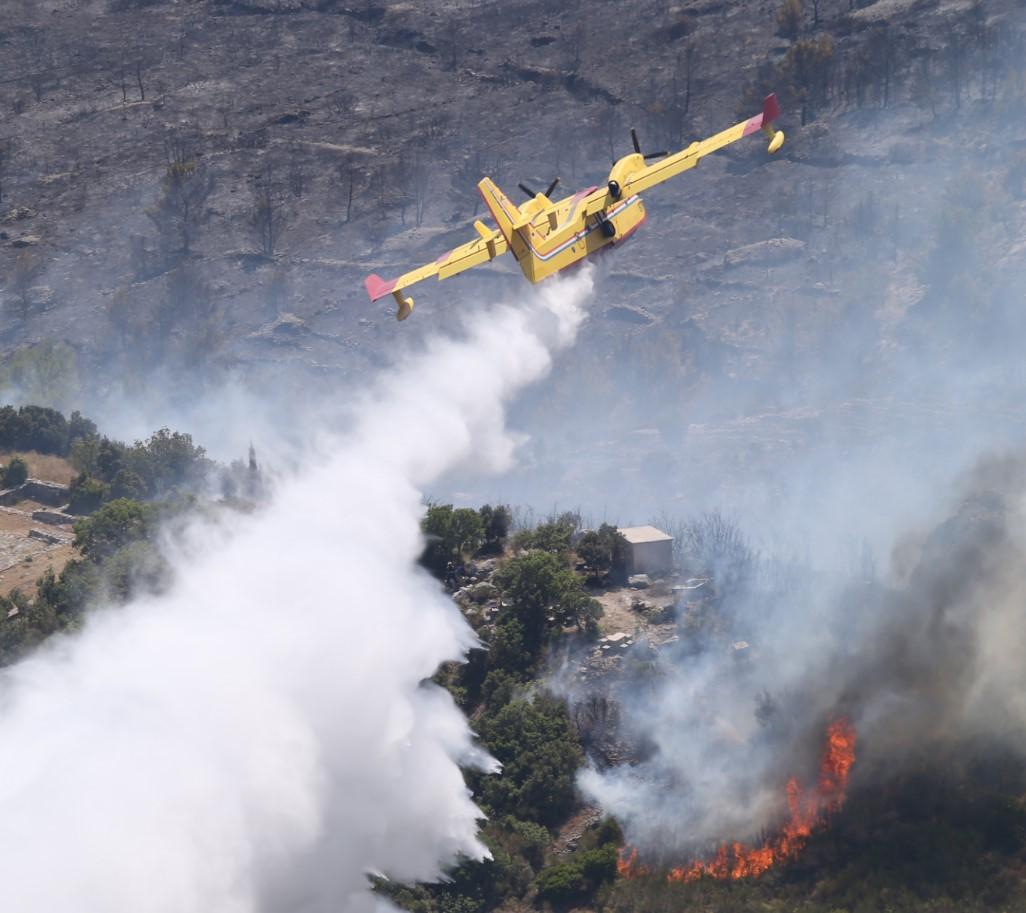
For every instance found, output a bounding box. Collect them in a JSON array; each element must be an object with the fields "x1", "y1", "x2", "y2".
[
  {"x1": 624, "y1": 94, "x2": 783, "y2": 197},
  {"x1": 579, "y1": 94, "x2": 784, "y2": 217},
  {"x1": 364, "y1": 222, "x2": 509, "y2": 320}
]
